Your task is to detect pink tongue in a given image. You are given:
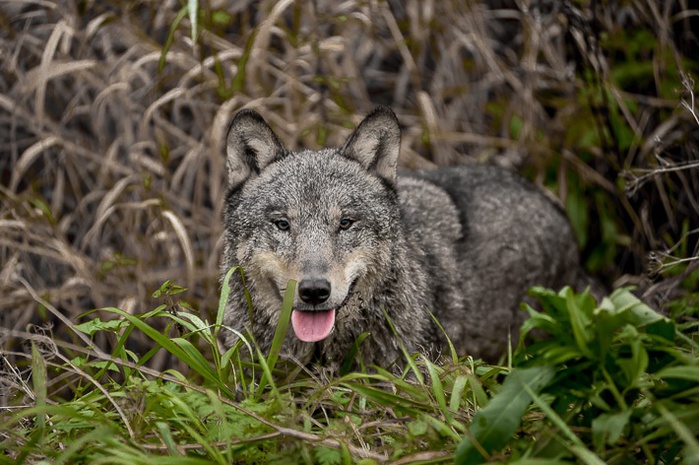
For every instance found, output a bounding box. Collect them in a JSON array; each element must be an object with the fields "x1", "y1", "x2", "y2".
[{"x1": 291, "y1": 309, "x2": 336, "y2": 342}]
